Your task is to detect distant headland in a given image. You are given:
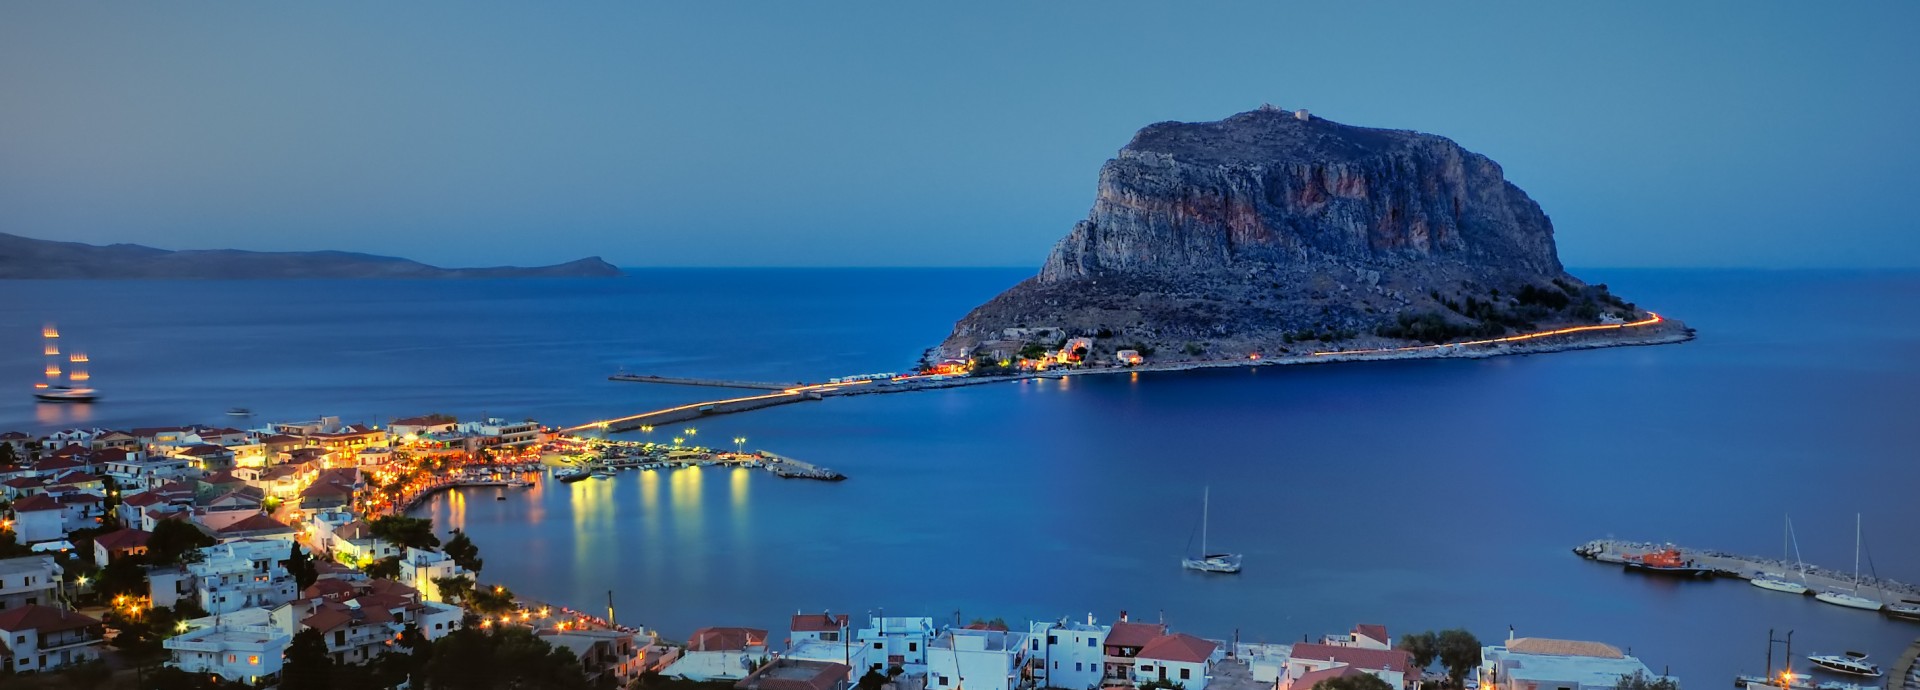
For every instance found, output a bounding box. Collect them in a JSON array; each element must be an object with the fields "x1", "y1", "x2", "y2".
[
  {"x1": 0, "y1": 232, "x2": 623, "y2": 279},
  {"x1": 936, "y1": 106, "x2": 1691, "y2": 369}
]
